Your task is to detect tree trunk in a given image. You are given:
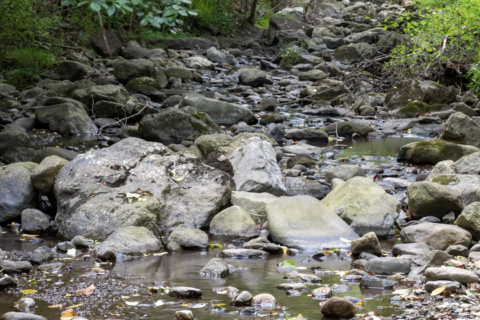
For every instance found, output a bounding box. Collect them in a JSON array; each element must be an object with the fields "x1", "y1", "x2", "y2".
[
  {"x1": 97, "y1": 11, "x2": 112, "y2": 56},
  {"x1": 248, "y1": 0, "x2": 258, "y2": 24}
]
